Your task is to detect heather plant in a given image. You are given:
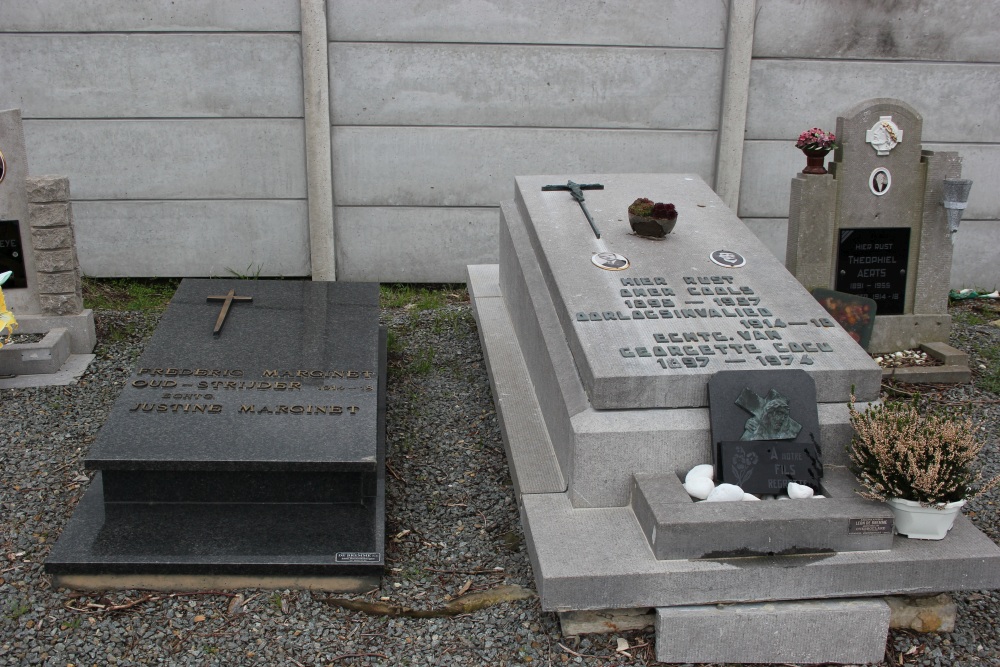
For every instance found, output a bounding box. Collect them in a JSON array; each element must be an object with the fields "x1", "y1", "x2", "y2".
[{"x1": 847, "y1": 396, "x2": 999, "y2": 506}]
